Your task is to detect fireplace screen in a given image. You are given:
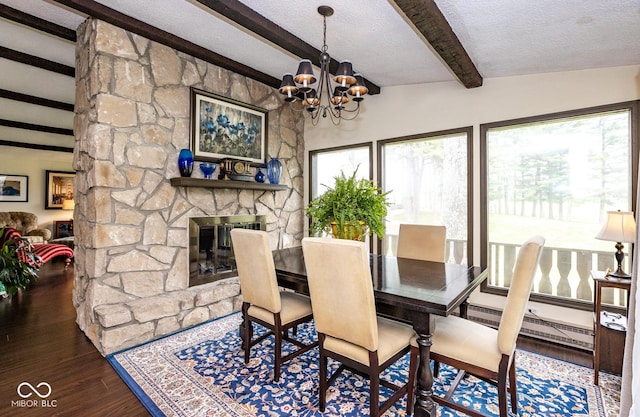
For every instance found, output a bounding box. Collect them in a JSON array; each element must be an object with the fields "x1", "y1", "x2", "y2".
[{"x1": 189, "y1": 215, "x2": 266, "y2": 287}]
